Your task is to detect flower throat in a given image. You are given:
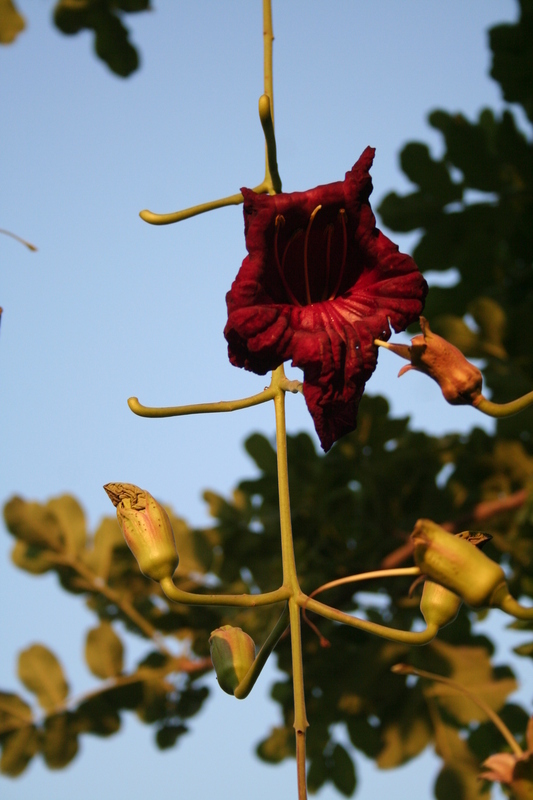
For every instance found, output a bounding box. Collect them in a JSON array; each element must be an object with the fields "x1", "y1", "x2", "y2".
[{"x1": 273, "y1": 204, "x2": 347, "y2": 306}]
